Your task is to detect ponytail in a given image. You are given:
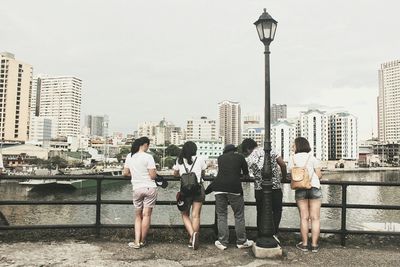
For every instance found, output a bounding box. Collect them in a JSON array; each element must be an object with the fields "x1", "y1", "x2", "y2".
[{"x1": 130, "y1": 139, "x2": 141, "y2": 157}]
